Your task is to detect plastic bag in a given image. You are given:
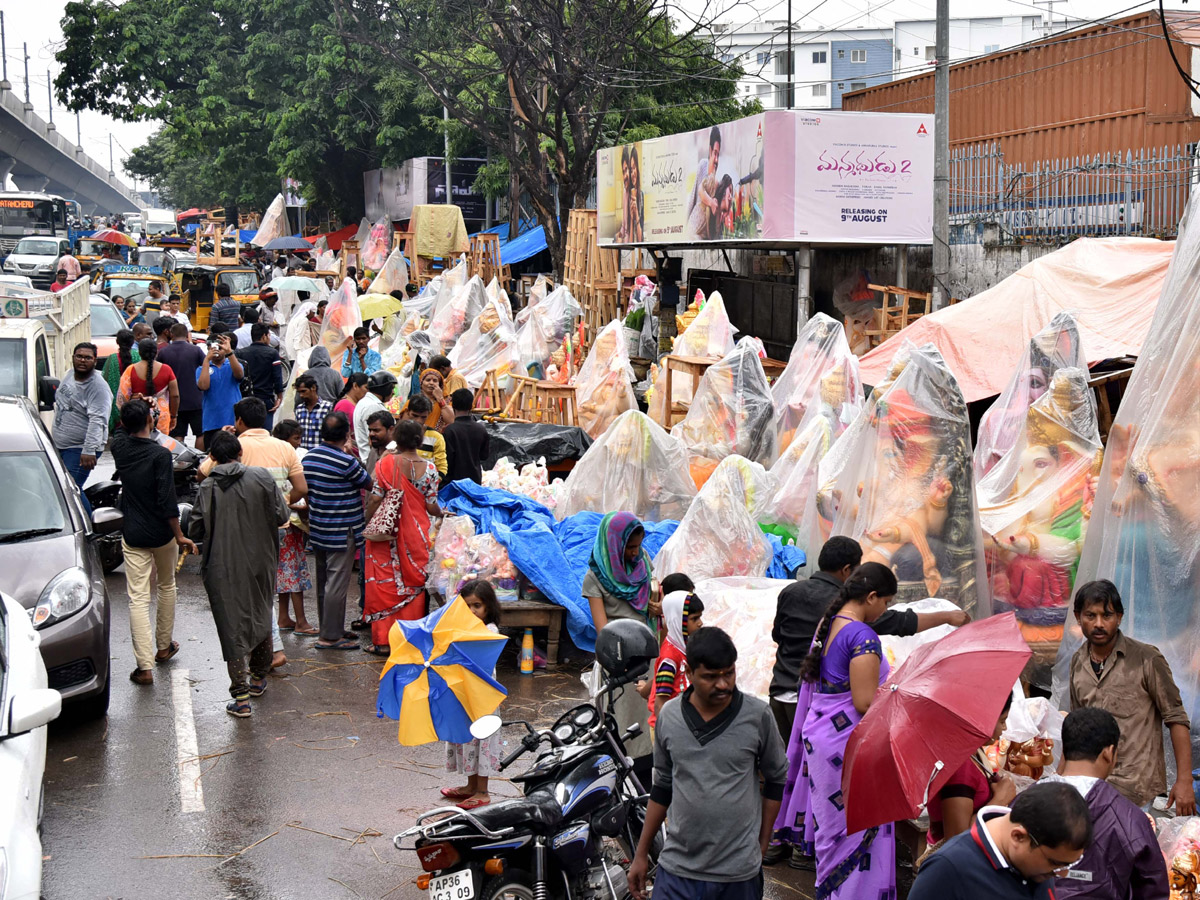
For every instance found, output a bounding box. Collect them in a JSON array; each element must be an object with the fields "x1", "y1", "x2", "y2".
[
  {"x1": 555, "y1": 410, "x2": 696, "y2": 522},
  {"x1": 360, "y1": 216, "x2": 392, "y2": 272},
  {"x1": 646, "y1": 290, "x2": 736, "y2": 423},
  {"x1": 693, "y1": 576, "x2": 793, "y2": 701},
  {"x1": 572, "y1": 319, "x2": 636, "y2": 438},
  {"x1": 1002, "y1": 696, "x2": 1064, "y2": 743},
  {"x1": 409, "y1": 274, "x2": 487, "y2": 355},
  {"x1": 1051, "y1": 195, "x2": 1200, "y2": 735},
  {"x1": 250, "y1": 193, "x2": 288, "y2": 247},
  {"x1": 514, "y1": 285, "x2": 583, "y2": 374},
  {"x1": 975, "y1": 312, "x2": 1085, "y2": 481},
  {"x1": 772, "y1": 312, "x2": 862, "y2": 454},
  {"x1": 653, "y1": 455, "x2": 775, "y2": 581},
  {"x1": 447, "y1": 290, "x2": 521, "y2": 390},
  {"x1": 878, "y1": 597, "x2": 963, "y2": 671},
  {"x1": 482, "y1": 457, "x2": 562, "y2": 509},
  {"x1": 978, "y1": 367, "x2": 1102, "y2": 647},
  {"x1": 352, "y1": 216, "x2": 372, "y2": 251},
  {"x1": 817, "y1": 341, "x2": 990, "y2": 614},
  {"x1": 1157, "y1": 816, "x2": 1200, "y2": 895},
  {"x1": 832, "y1": 270, "x2": 881, "y2": 357},
  {"x1": 427, "y1": 516, "x2": 477, "y2": 596},
  {"x1": 319, "y1": 278, "x2": 362, "y2": 360},
  {"x1": 367, "y1": 246, "x2": 410, "y2": 298},
  {"x1": 671, "y1": 338, "x2": 778, "y2": 486}
]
